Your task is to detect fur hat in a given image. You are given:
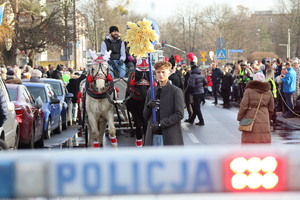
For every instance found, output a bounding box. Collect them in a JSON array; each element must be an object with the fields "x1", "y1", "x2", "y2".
[
  {"x1": 292, "y1": 57, "x2": 299, "y2": 64},
  {"x1": 253, "y1": 72, "x2": 265, "y2": 82},
  {"x1": 109, "y1": 26, "x2": 119, "y2": 33},
  {"x1": 31, "y1": 69, "x2": 42, "y2": 78}
]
